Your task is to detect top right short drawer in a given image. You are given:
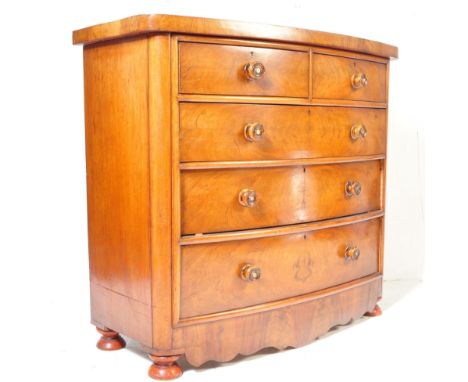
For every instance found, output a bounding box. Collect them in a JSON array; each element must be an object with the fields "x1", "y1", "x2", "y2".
[{"x1": 312, "y1": 54, "x2": 387, "y2": 103}]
